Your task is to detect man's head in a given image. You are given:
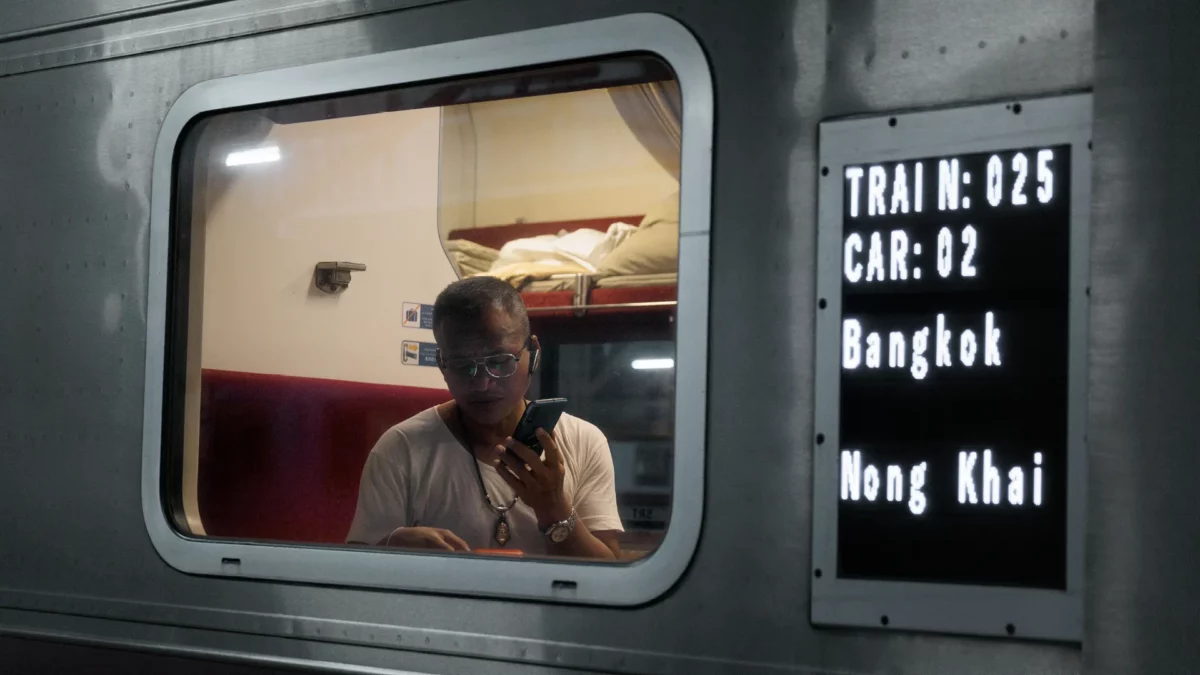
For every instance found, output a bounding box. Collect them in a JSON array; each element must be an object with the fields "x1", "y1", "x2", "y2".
[{"x1": 432, "y1": 277, "x2": 538, "y2": 425}]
